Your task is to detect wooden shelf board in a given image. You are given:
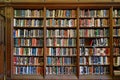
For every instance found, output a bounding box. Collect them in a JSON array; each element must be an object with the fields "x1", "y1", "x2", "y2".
[
  {"x1": 79, "y1": 74, "x2": 112, "y2": 79},
  {"x1": 11, "y1": 75, "x2": 44, "y2": 79},
  {"x1": 45, "y1": 74, "x2": 77, "y2": 80}
]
